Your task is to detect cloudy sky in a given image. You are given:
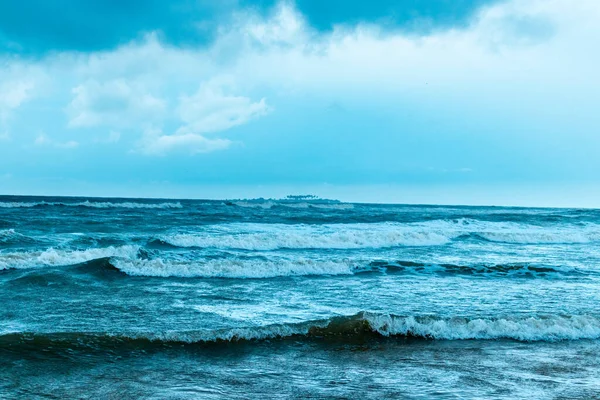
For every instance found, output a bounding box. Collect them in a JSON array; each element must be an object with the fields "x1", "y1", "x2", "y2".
[{"x1": 0, "y1": 0, "x2": 598, "y2": 206}]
